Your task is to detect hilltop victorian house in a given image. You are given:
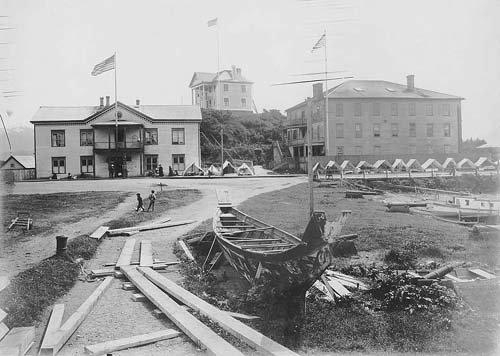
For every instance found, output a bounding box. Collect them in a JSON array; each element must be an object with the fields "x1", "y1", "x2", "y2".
[{"x1": 30, "y1": 97, "x2": 201, "y2": 178}]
